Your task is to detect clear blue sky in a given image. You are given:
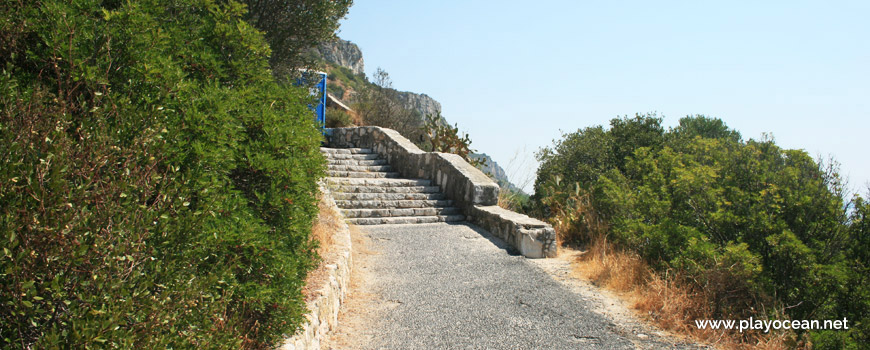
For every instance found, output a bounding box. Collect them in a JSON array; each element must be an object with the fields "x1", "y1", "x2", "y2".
[{"x1": 337, "y1": 1, "x2": 869, "y2": 194}]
